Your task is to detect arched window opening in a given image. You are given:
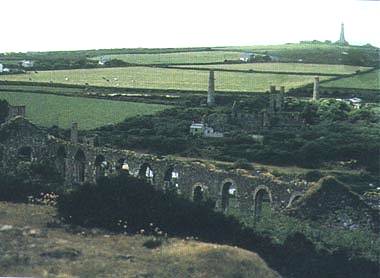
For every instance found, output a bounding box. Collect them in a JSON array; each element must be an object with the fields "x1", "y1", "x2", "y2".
[
  {"x1": 164, "y1": 166, "x2": 179, "y2": 192},
  {"x1": 221, "y1": 182, "x2": 237, "y2": 213},
  {"x1": 254, "y1": 188, "x2": 272, "y2": 221},
  {"x1": 55, "y1": 146, "x2": 67, "y2": 178},
  {"x1": 138, "y1": 163, "x2": 154, "y2": 184},
  {"x1": 117, "y1": 158, "x2": 129, "y2": 174},
  {"x1": 95, "y1": 155, "x2": 107, "y2": 178},
  {"x1": 193, "y1": 185, "x2": 204, "y2": 203},
  {"x1": 74, "y1": 149, "x2": 86, "y2": 183}
]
